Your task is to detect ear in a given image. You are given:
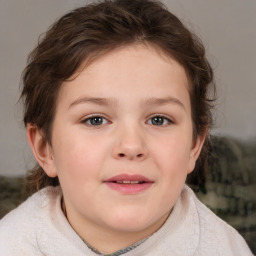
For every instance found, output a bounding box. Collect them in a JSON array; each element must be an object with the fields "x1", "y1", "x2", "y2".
[
  {"x1": 26, "y1": 124, "x2": 57, "y2": 178},
  {"x1": 187, "y1": 133, "x2": 206, "y2": 174}
]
